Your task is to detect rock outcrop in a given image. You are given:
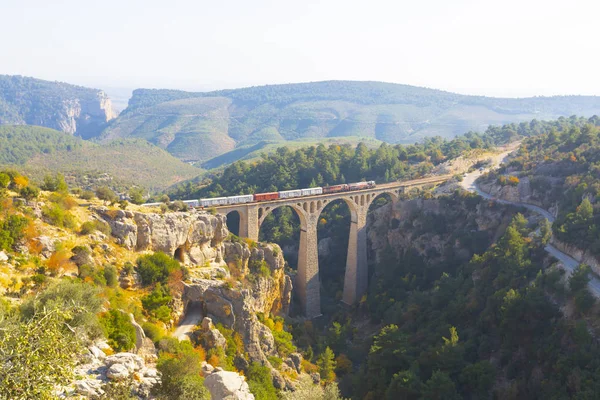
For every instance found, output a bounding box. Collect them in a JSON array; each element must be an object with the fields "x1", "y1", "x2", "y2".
[
  {"x1": 203, "y1": 363, "x2": 255, "y2": 400},
  {"x1": 93, "y1": 208, "x2": 229, "y2": 265},
  {"x1": 68, "y1": 347, "x2": 160, "y2": 399}
]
